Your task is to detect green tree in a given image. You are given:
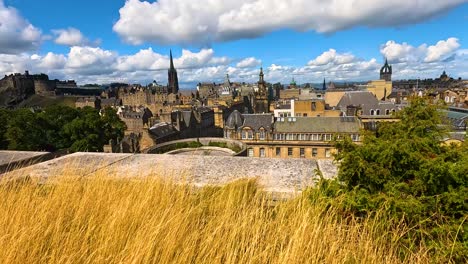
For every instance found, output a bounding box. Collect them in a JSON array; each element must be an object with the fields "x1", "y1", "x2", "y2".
[
  {"x1": 330, "y1": 98, "x2": 467, "y2": 262},
  {"x1": 6, "y1": 109, "x2": 46, "y2": 151},
  {"x1": 100, "y1": 107, "x2": 126, "y2": 144},
  {"x1": 39, "y1": 105, "x2": 80, "y2": 151},
  {"x1": 0, "y1": 109, "x2": 10, "y2": 149},
  {"x1": 63, "y1": 107, "x2": 106, "y2": 152}
]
